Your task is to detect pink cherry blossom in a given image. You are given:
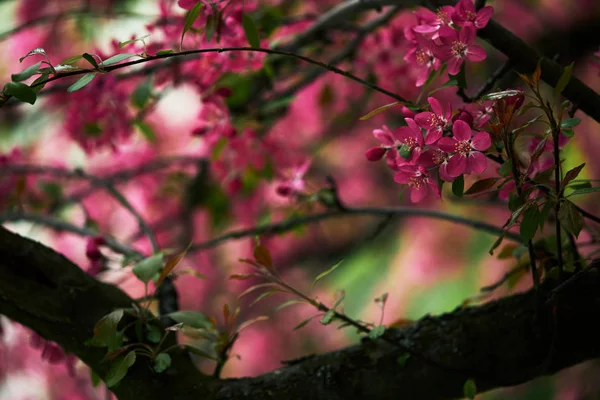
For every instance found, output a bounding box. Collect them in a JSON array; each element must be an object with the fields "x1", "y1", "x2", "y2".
[
  {"x1": 438, "y1": 120, "x2": 491, "y2": 177},
  {"x1": 434, "y1": 23, "x2": 487, "y2": 75},
  {"x1": 412, "y1": 6, "x2": 455, "y2": 38},
  {"x1": 404, "y1": 34, "x2": 442, "y2": 87},
  {"x1": 452, "y1": 0, "x2": 494, "y2": 29},
  {"x1": 414, "y1": 97, "x2": 452, "y2": 143},
  {"x1": 275, "y1": 160, "x2": 310, "y2": 197},
  {"x1": 394, "y1": 163, "x2": 440, "y2": 203}
]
